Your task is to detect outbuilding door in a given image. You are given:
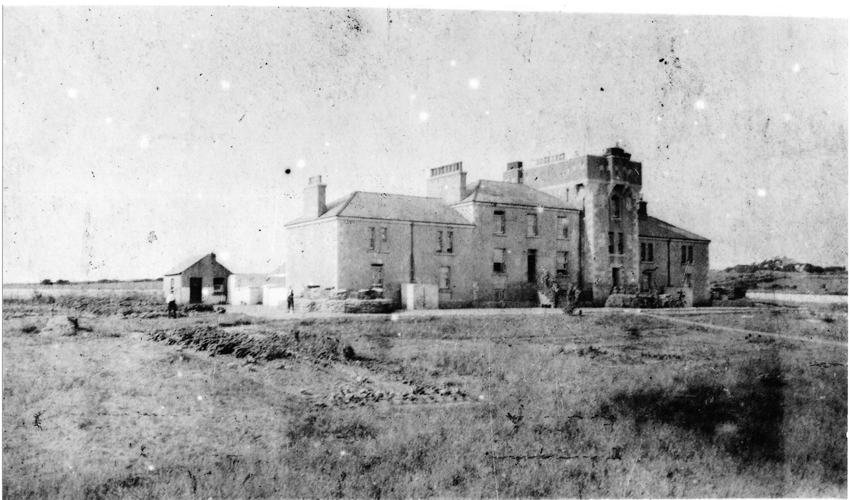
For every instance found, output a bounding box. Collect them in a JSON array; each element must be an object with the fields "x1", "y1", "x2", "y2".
[{"x1": 189, "y1": 278, "x2": 202, "y2": 303}]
